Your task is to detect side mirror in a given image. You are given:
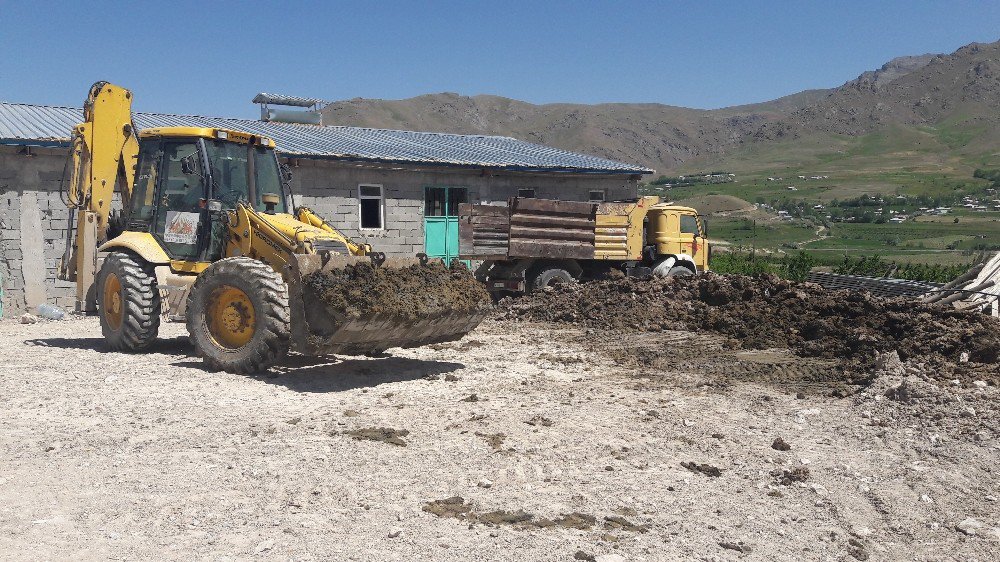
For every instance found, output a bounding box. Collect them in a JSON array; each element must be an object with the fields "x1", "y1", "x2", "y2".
[
  {"x1": 280, "y1": 163, "x2": 293, "y2": 183},
  {"x1": 180, "y1": 153, "x2": 199, "y2": 175},
  {"x1": 701, "y1": 216, "x2": 709, "y2": 237}
]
